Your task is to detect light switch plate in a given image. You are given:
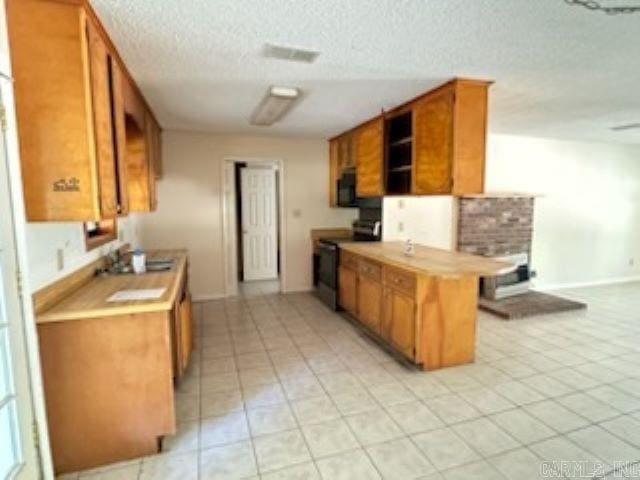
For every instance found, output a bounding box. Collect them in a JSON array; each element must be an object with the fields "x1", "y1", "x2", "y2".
[{"x1": 398, "y1": 222, "x2": 404, "y2": 232}]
